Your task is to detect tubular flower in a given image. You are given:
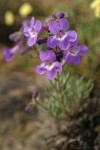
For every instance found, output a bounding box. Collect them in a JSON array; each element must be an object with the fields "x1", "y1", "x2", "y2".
[
  {"x1": 47, "y1": 18, "x2": 77, "y2": 50},
  {"x1": 64, "y1": 43, "x2": 88, "y2": 65},
  {"x1": 3, "y1": 44, "x2": 21, "y2": 62},
  {"x1": 36, "y1": 50, "x2": 62, "y2": 80},
  {"x1": 23, "y1": 17, "x2": 41, "y2": 46}
]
